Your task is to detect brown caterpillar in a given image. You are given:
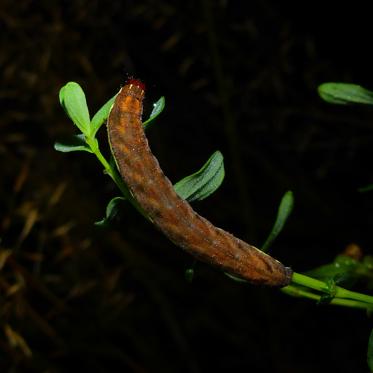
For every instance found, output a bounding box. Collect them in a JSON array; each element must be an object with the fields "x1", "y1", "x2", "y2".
[{"x1": 107, "y1": 79, "x2": 292, "y2": 286}]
